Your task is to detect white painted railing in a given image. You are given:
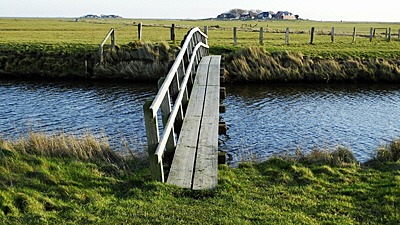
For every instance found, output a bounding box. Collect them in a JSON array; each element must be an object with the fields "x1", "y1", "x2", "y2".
[{"x1": 143, "y1": 27, "x2": 209, "y2": 181}]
